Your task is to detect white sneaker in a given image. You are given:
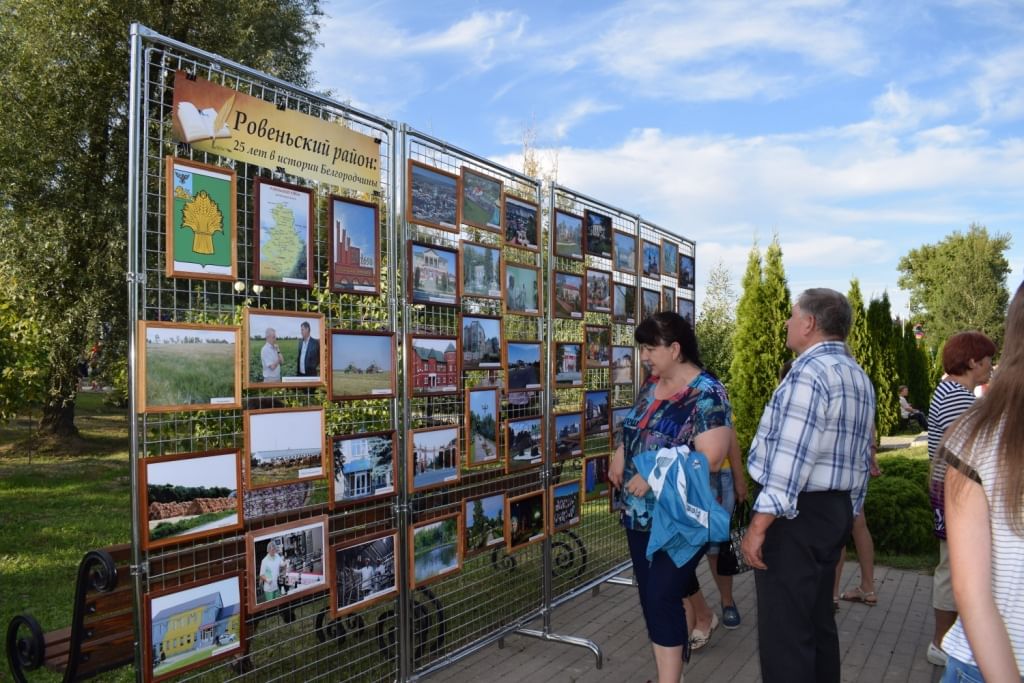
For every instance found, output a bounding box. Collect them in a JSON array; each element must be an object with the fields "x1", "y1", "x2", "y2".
[{"x1": 926, "y1": 642, "x2": 948, "y2": 666}]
